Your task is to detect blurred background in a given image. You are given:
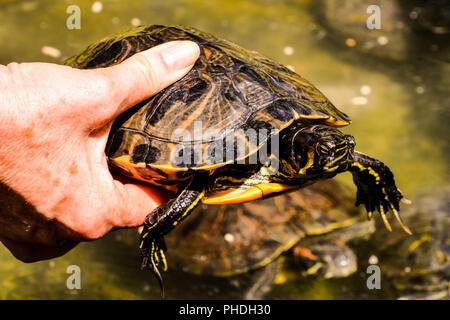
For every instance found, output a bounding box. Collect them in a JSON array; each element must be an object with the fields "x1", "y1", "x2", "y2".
[{"x1": 0, "y1": 0, "x2": 448, "y2": 299}]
